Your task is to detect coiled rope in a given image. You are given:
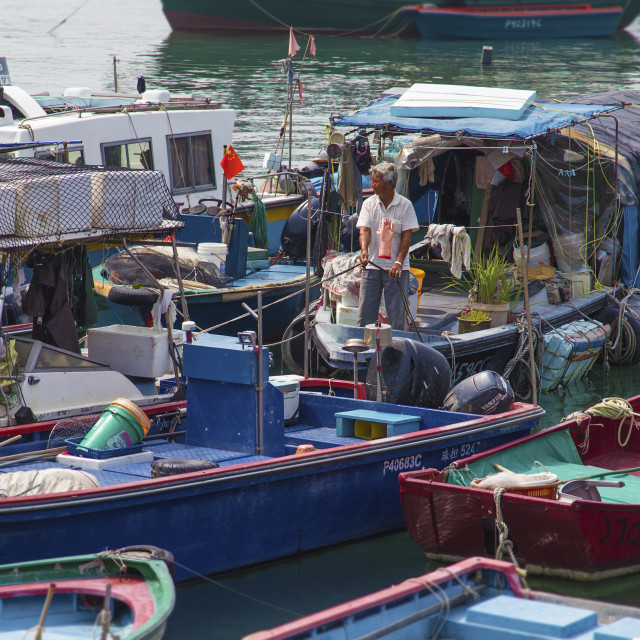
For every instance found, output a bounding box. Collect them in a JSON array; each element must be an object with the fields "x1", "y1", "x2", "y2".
[
  {"x1": 493, "y1": 488, "x2": 521, "y2": 572},
  {"x1": 566, "y1": 397, "x2": 640, "y2": 449}
]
